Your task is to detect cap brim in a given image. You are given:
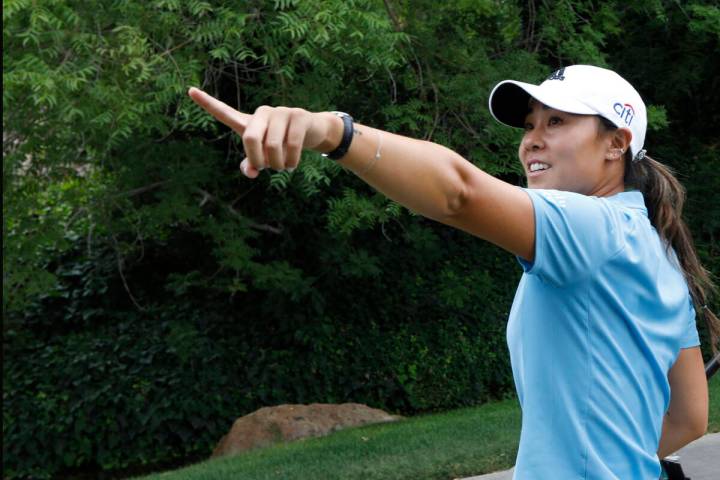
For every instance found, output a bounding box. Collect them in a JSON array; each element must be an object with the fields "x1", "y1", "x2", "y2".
[{"x1": 488, "y1": 80, "x2": 597, "y2": 128}]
